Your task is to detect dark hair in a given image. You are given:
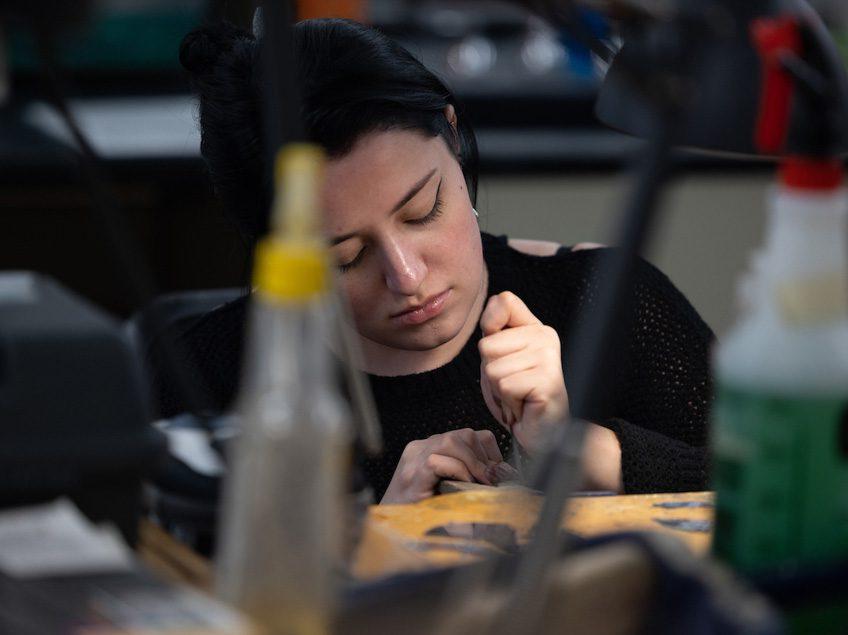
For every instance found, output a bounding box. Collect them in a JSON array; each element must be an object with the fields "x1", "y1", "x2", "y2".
[{"x1": 180, "y1": 18, "x2": 479, "y2": 242}]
